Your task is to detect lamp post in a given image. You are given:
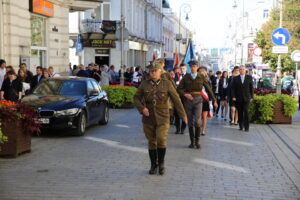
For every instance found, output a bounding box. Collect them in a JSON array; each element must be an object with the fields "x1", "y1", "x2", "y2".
[
  {"x1": 178, "y1": 3, "x2": 191, "y2": 57},
  {"x1": 276, "y1": 0, "x2": 283, "y2": 94},
  {"x1": 233, "y1": 0, "x2": 245, "y2": 65},
  {"x1": 120, "y1": 0, "x2": 125, "y2": 85}
]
